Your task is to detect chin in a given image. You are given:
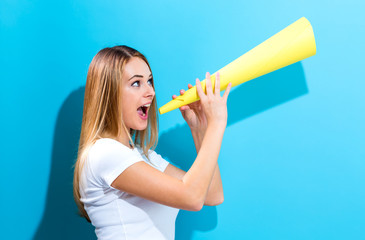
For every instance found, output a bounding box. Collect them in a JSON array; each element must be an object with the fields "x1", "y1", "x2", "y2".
[{"x1": 132, "y1": 123, "x2": 148, "y2": 131}]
